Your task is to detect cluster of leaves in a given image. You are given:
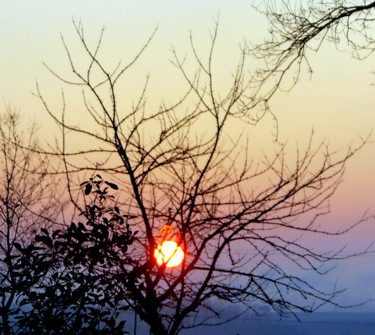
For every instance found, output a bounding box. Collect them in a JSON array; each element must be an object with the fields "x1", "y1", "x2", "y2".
[{"x1": 3, "y1": 176, "x2": 134, "y2": 334}]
